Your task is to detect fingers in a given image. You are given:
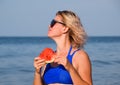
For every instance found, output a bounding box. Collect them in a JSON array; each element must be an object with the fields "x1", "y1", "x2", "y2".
[
  {"x1": 54, "y1": 57, "x2": 60, "y2": 64},
  {"x1": 34, "y1": 57, "x2": 45, "y2": 64},
  {"x1": 54, "y1": 56, "x2": 67, "y2": 65},
  {"x1": 34, "y1": 57, "x2": 46, "y2": 72}
]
